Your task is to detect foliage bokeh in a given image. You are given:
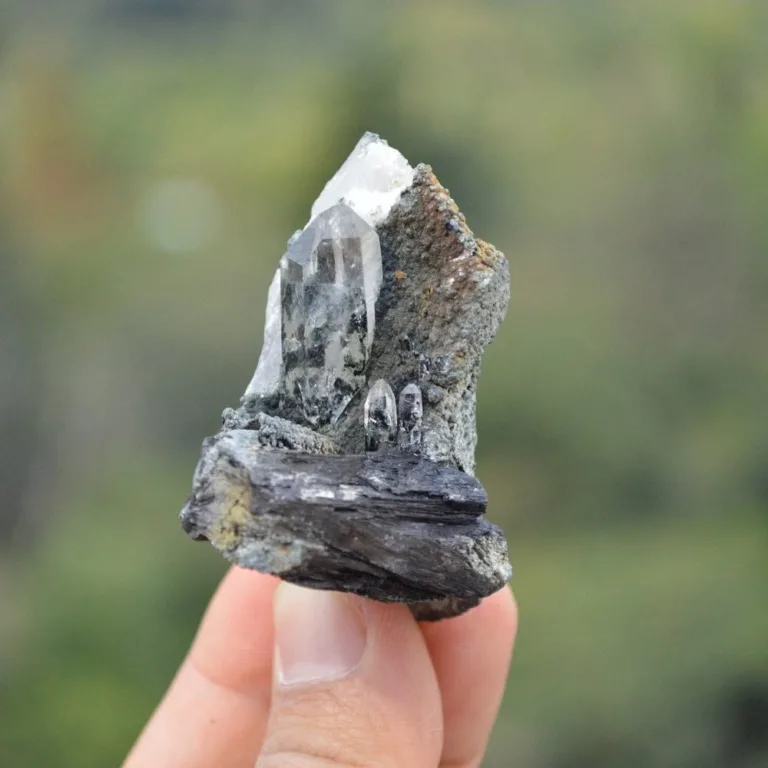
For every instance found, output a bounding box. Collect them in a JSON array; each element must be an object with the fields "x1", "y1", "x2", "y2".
[{"x1": 1, "y1": 2, "x2": 767, "y2": 766}]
